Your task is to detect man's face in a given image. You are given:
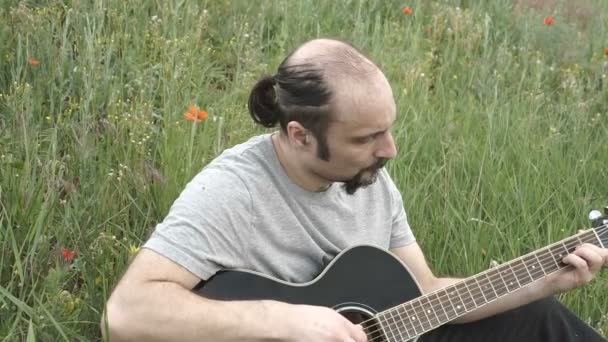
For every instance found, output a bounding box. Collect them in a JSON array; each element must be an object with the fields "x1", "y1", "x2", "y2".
[{"x1": 306, "y1": 73, "x2": 398, "y2": 194}]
